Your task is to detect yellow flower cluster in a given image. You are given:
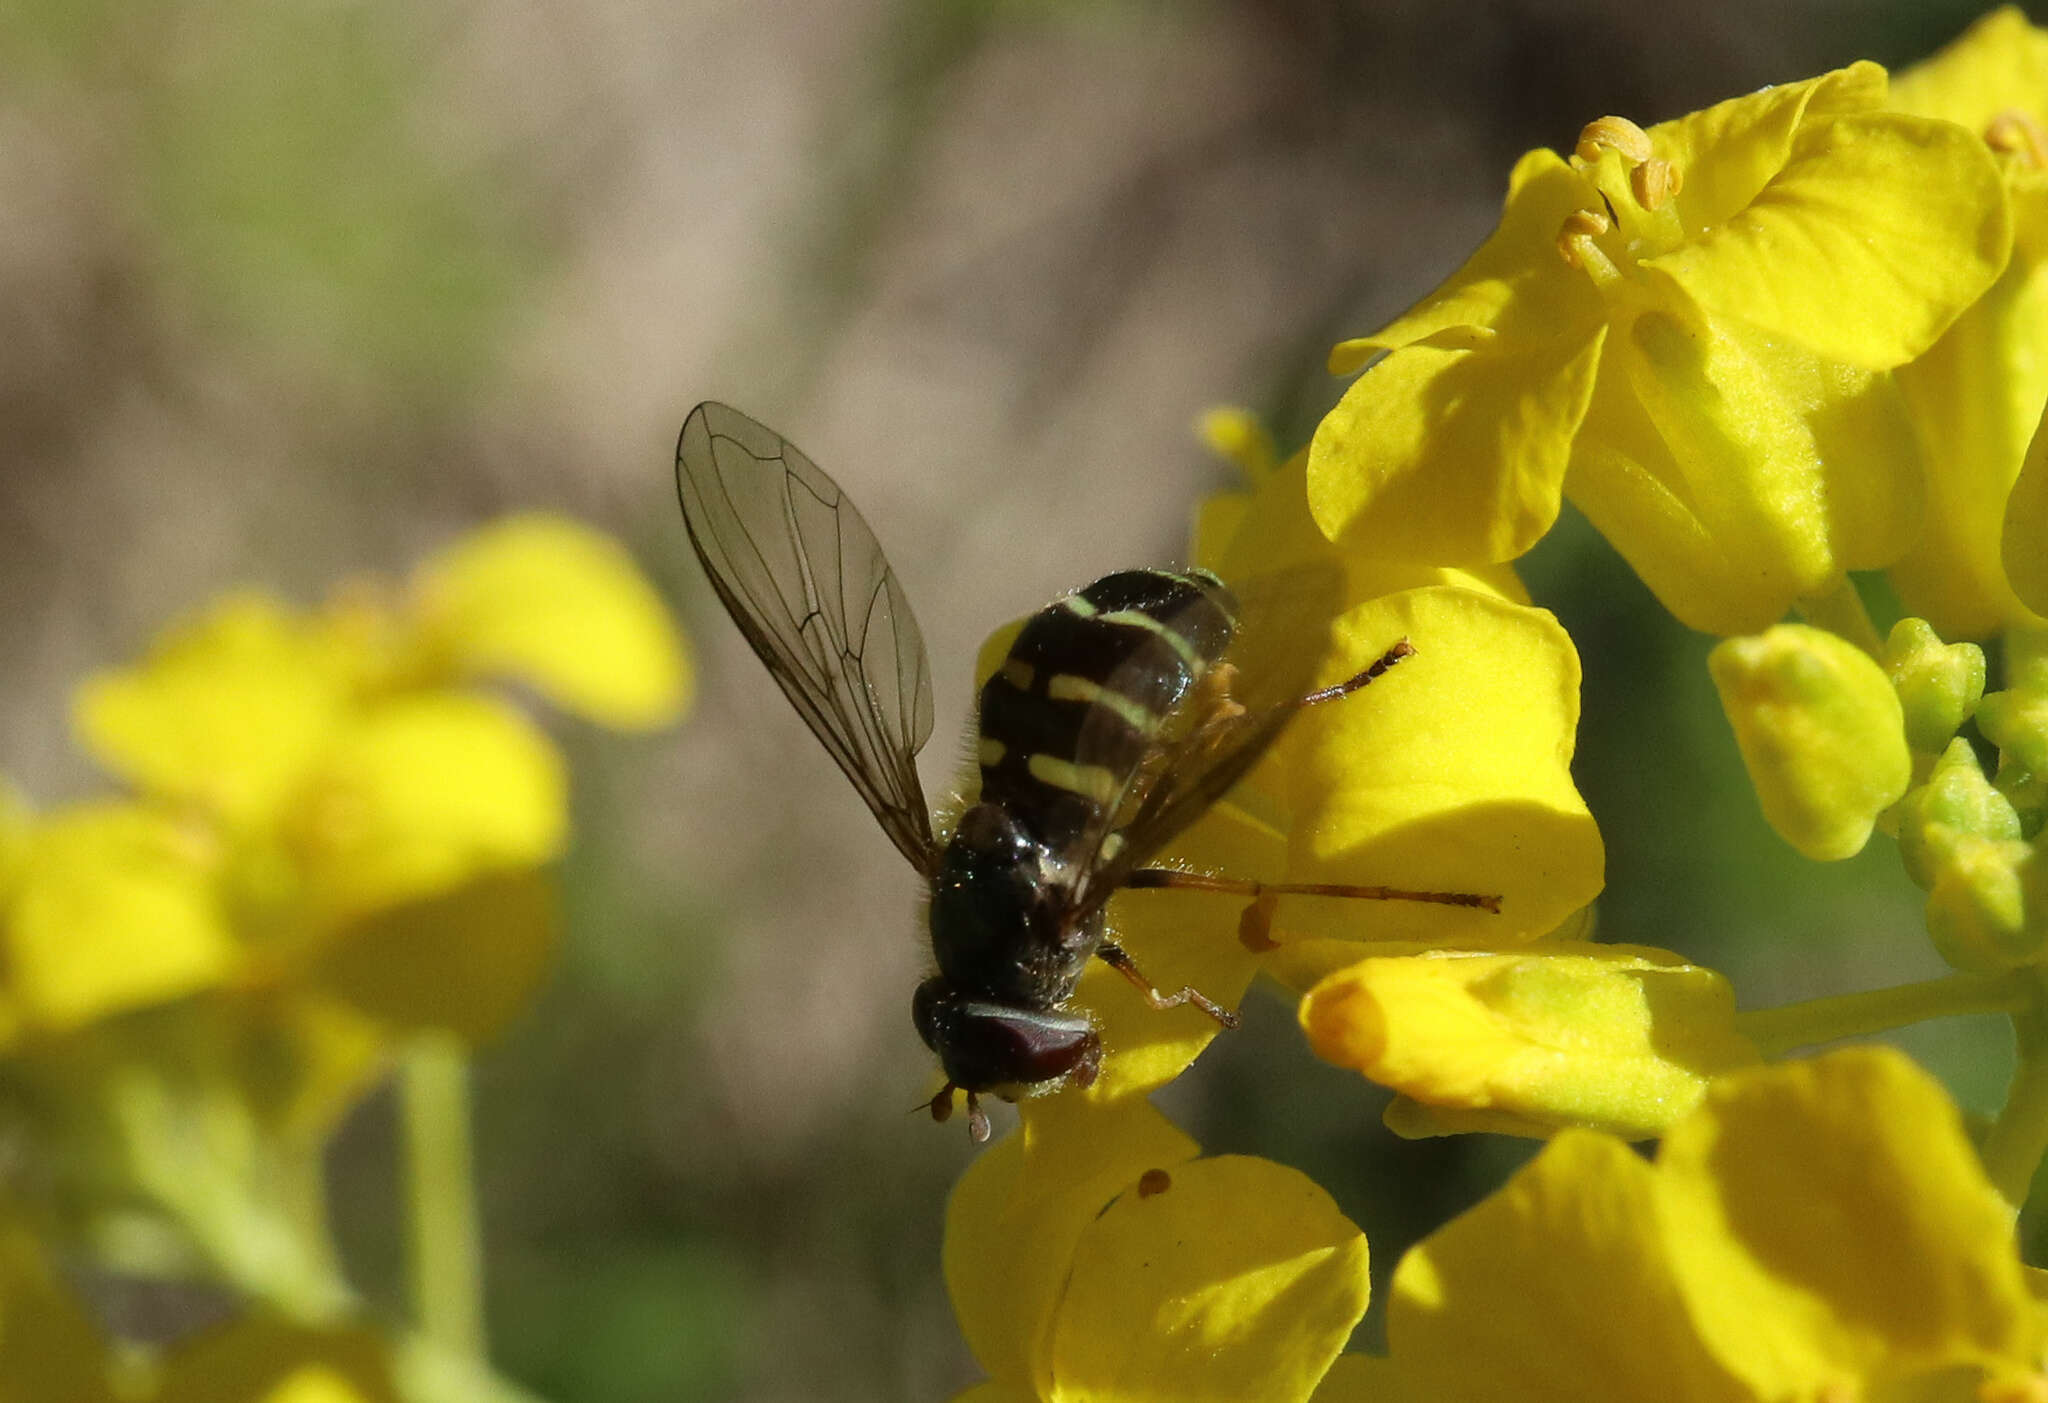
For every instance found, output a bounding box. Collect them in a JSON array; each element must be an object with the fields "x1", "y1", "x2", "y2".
[
  {"x1": 0, "y1": 514, "x2": 687, "y2": 1398},
  {"x1": 941, "y1": 12, "x2": 2048, "y2": 1401}
]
